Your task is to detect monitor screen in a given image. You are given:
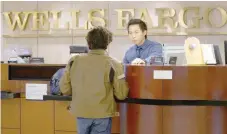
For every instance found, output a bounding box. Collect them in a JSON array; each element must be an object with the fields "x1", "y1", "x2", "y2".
[
  {"x1": 70, "y1": 46, "x2": 88, "y2": 54},
  {"x1": 224, "y1": 41, "x2": 227, "y2": 64},
  {"x1": 163, "y1": 44, "x2": 186, "y2": 65},
  {"x1": 213, "y1": 45, "x2": 222, "y2": 65}
]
